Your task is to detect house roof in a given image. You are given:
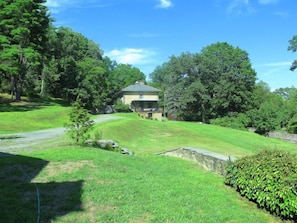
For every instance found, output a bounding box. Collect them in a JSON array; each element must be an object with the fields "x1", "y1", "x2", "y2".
[{"x1": 122, "y1": 84, "x2": 161, "y2": 92}]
